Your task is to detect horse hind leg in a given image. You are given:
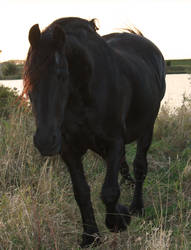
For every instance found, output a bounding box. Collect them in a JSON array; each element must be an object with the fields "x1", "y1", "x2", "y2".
[
  {"x1": 120, "y1": 155, "x2": 135, "y2": 185},
  {"x1": 130, "y1": 126, "x2": 154, "y2": 216},
  {"x1": 101, "y1": 140, "x2": 131, "y2": 233}
]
